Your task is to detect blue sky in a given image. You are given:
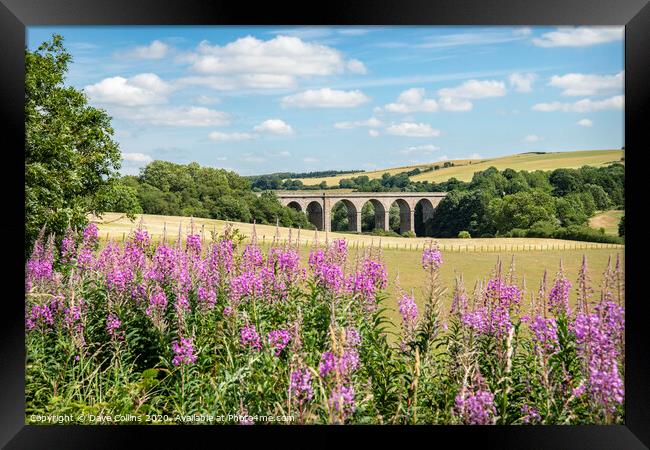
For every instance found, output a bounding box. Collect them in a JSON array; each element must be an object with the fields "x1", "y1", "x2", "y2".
[{"x1": 28, "y1": 26, "x2": 624, "y2": 176}]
